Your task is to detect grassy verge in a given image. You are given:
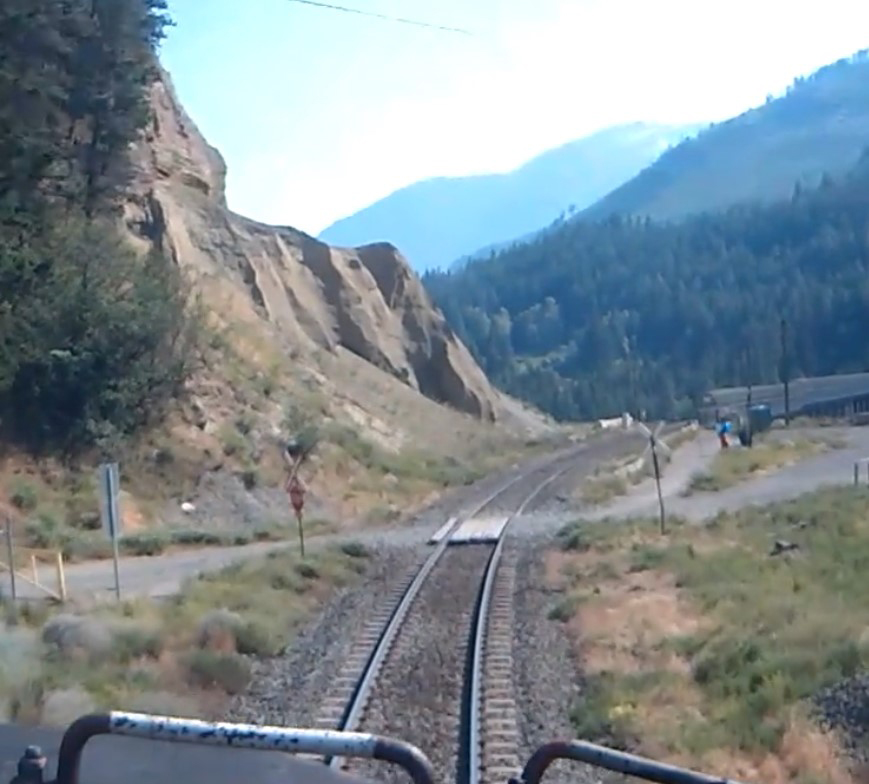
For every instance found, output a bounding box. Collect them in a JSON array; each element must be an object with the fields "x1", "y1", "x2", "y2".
[
  {"x1": 577, "y1": 425, "x2": 698, "y2": 507},
  {"x1": 15, "y1": 517, "x2": 338, "y2": 564},
  {"x1": 548, "y1": 486, "x2": 869, "y2": 783},
  {"x1": 0, "y1": 541, "x2": 371, "y2": 725},
  {"x1": 579, "y1": 474, "x2": 631, "y2": 505},
  {"x1": 665, "y1": 424, "x2": 701, "y2": 451},
  {"x1": 685, "y1": 435, "x2": 843, "y2": 495}
]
